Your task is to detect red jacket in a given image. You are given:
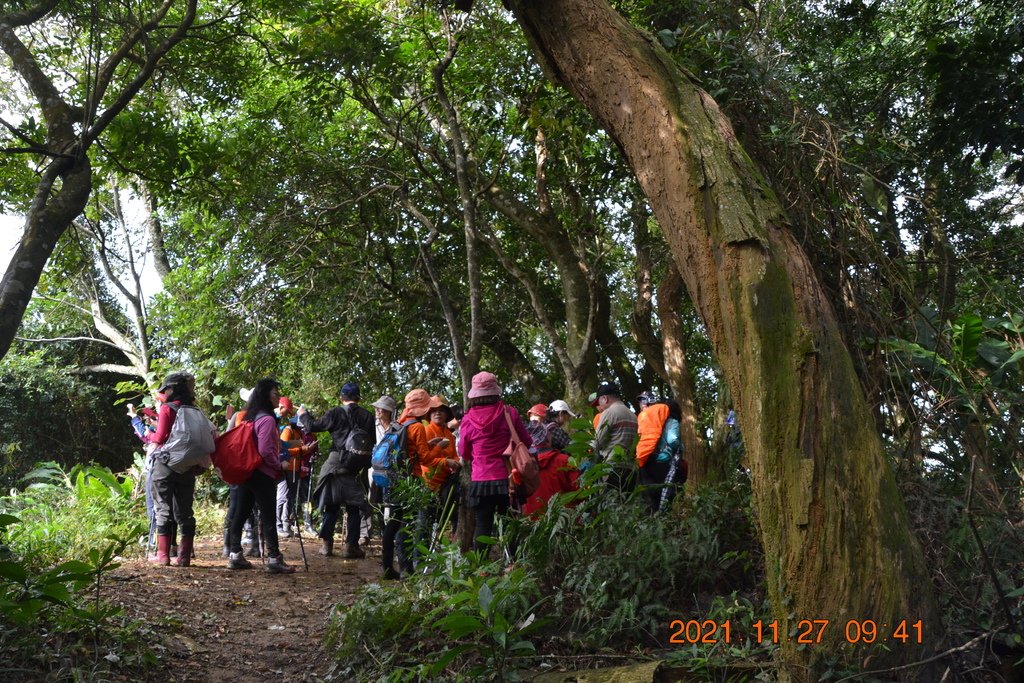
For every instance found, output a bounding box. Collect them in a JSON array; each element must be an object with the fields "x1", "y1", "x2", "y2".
[{"x1": 521, "y1": 448, "x2": 580, "y2": 517}]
